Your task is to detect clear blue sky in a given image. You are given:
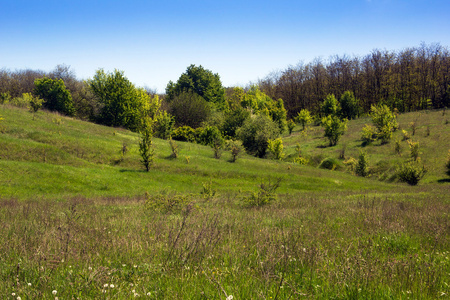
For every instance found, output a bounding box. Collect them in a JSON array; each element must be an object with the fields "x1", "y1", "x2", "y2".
[{"x1": 1, "y1": 0, "x2": 449, "y2": 93}]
